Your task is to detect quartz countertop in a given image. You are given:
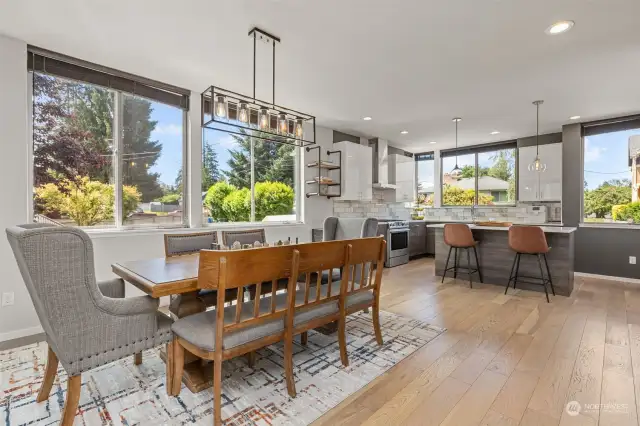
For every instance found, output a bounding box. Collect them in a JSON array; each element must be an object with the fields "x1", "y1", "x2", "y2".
[{"x1": 428, "y1": 223, "x2": 576, "y2": 233}]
